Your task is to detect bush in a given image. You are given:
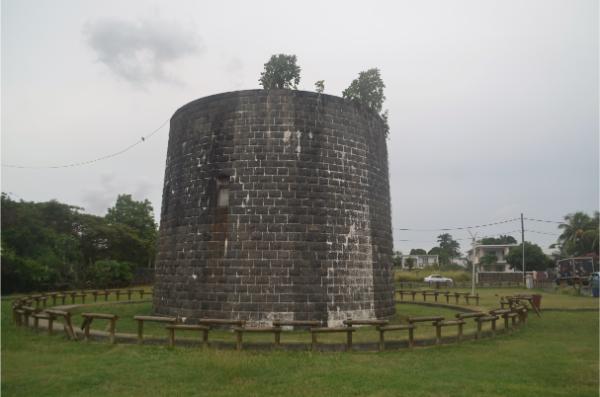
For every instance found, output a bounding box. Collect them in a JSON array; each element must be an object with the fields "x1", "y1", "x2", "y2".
[
  {"x1": 87, "y1": 260, "x2": 133, "y2": 289},
  {"x1": 1, "y1": 248, "x2": 57, "y2": 293}
]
